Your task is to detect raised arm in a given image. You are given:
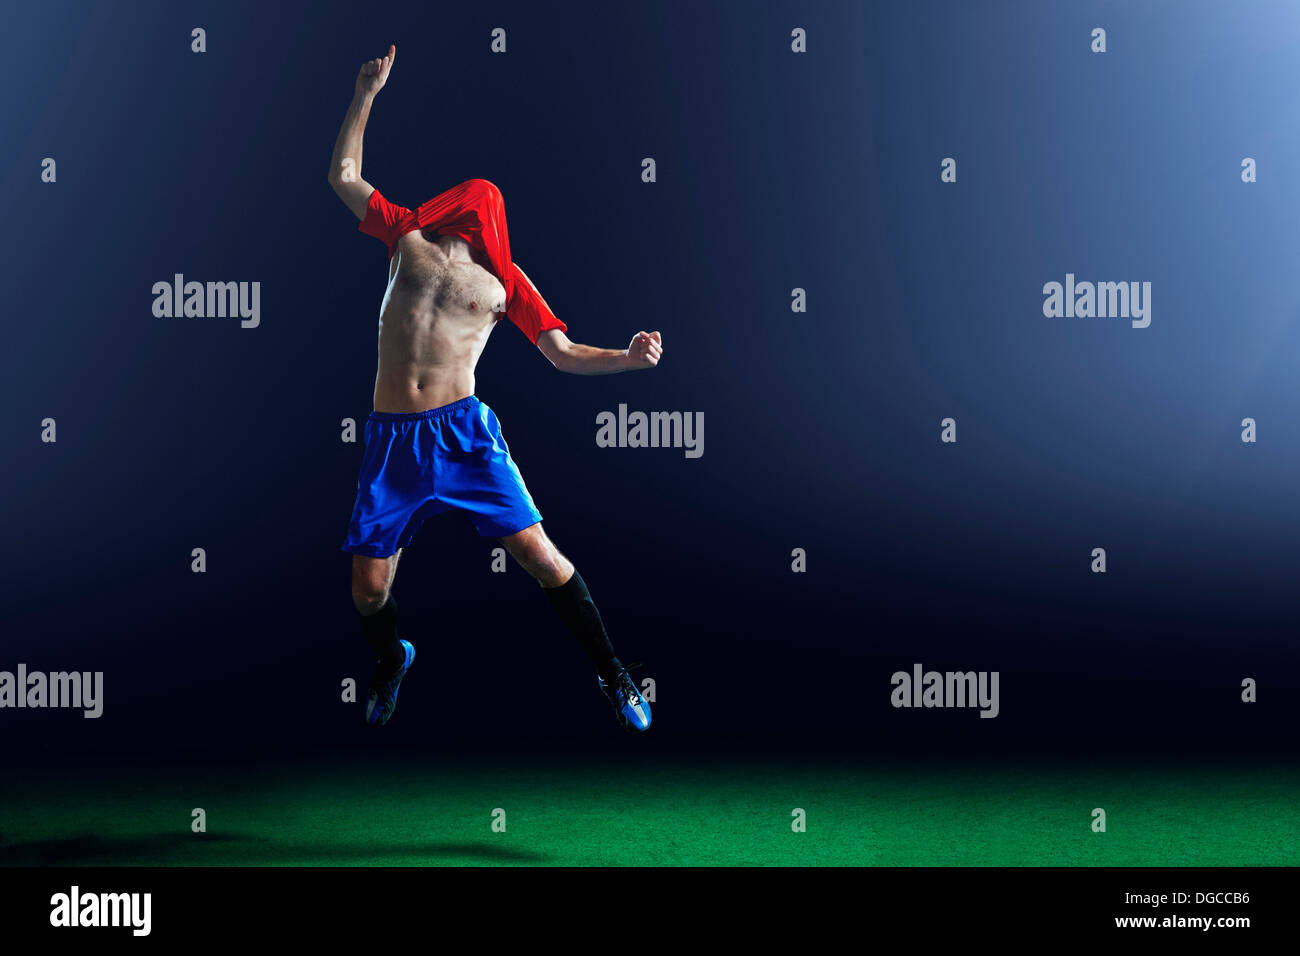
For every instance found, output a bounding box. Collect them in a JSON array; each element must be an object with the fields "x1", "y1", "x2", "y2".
[
  {"x1": 536, "y1": 328, "x2": 663, "y2": 375},
  {"x1": 327, "y1": 44, "x2": 396, "y2": 220}
]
